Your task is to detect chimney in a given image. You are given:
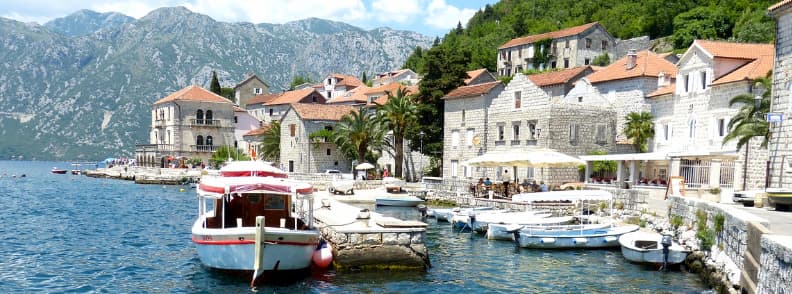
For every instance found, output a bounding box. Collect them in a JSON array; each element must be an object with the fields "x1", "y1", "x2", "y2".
[{"x1": 626, "y1": 49, "x2": 637, "y2": 70}]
